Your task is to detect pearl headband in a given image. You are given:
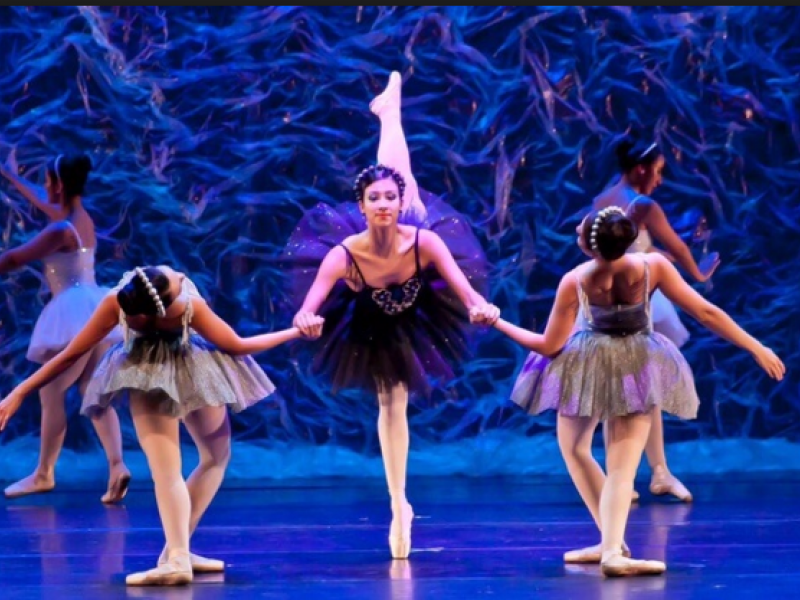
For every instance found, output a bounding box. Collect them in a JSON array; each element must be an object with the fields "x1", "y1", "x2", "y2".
[
  {"x1": 134, "y1": 267, "x2": 166, "y2": 317},
  {"x1": 590, "y1": 206, "x2": 626, "y2": 253}
]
